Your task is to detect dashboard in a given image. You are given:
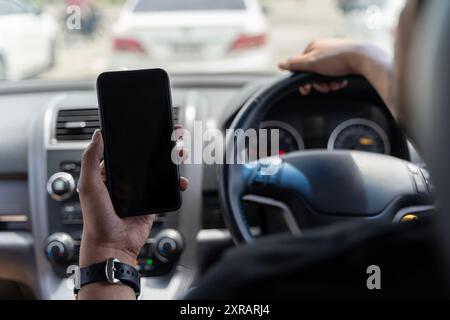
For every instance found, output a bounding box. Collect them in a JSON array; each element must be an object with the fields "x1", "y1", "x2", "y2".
[
  {"x1": 258, "y1": 89, "x2": 409, "y2": 159},
  {"x1": 0, "y1": 74, "x2": 420, "y2": 300}
]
